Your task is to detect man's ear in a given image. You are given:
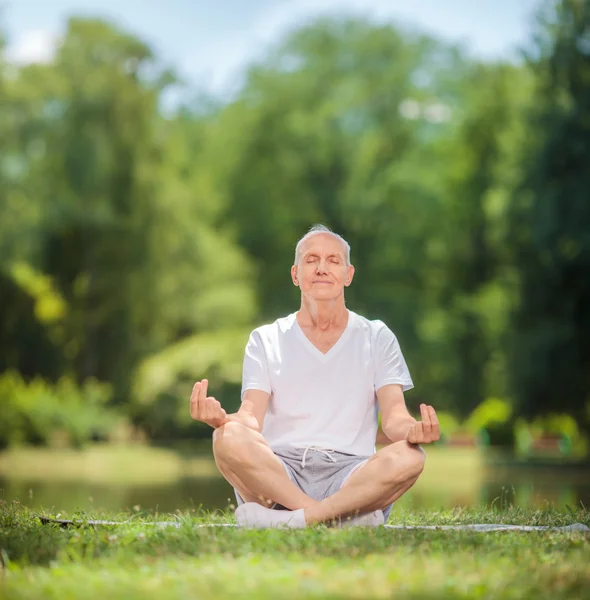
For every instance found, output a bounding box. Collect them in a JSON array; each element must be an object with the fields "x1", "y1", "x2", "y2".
[{"x1": 344, "y1": 265, "x2": 355, "y2": 286}]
